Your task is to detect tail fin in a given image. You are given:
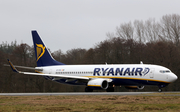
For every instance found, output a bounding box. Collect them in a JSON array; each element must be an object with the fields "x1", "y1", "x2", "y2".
[{"x1": 31, "y1": 30, "x2": 65, "y2": 67}]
